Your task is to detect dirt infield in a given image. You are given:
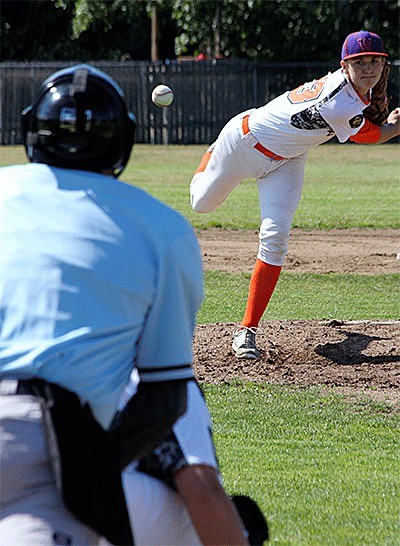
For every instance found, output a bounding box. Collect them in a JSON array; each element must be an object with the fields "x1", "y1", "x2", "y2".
[
  {"x1": 197, "y1": 228, "x2": 400, "y2": 275},
  {"x1": 192, "y1": 229, "x2": 400, "y2": 407}
]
